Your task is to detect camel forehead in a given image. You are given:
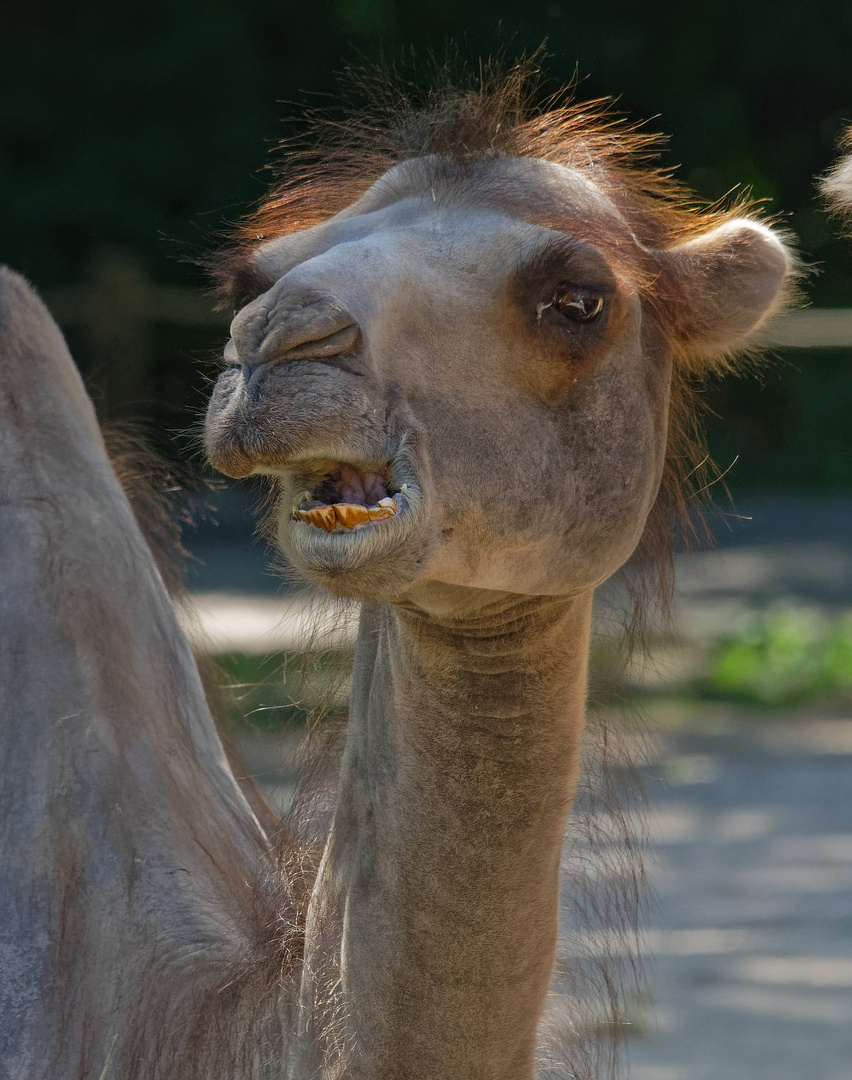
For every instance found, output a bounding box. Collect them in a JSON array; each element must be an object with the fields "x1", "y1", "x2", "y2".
[
  {"x1": 372, "y1": 155, "x2": 623, "y2": 221},
  {"x1": 255, "y1": 201, "x2": 561, "y2": 286},
  {"x1": 253, "y1": 155, "x2": 632, "y2": 283}
]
